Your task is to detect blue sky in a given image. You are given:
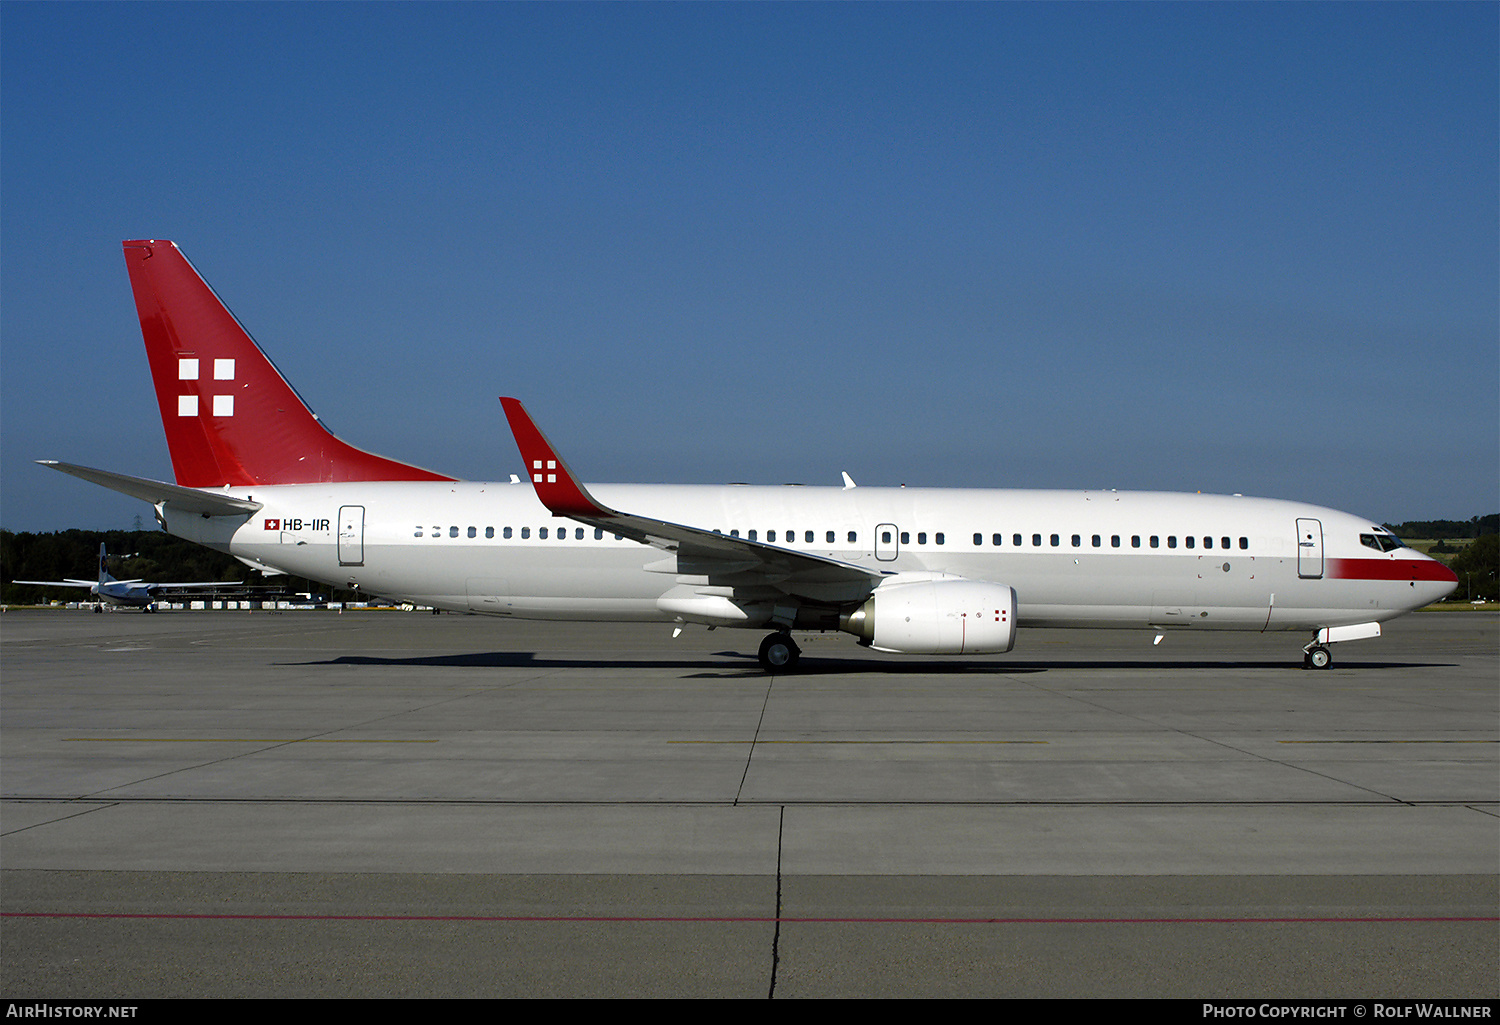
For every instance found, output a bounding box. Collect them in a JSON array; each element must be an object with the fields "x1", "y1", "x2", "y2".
[{"x1": 2, "y1": 2, "x2": 1495, "y2": 532}]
